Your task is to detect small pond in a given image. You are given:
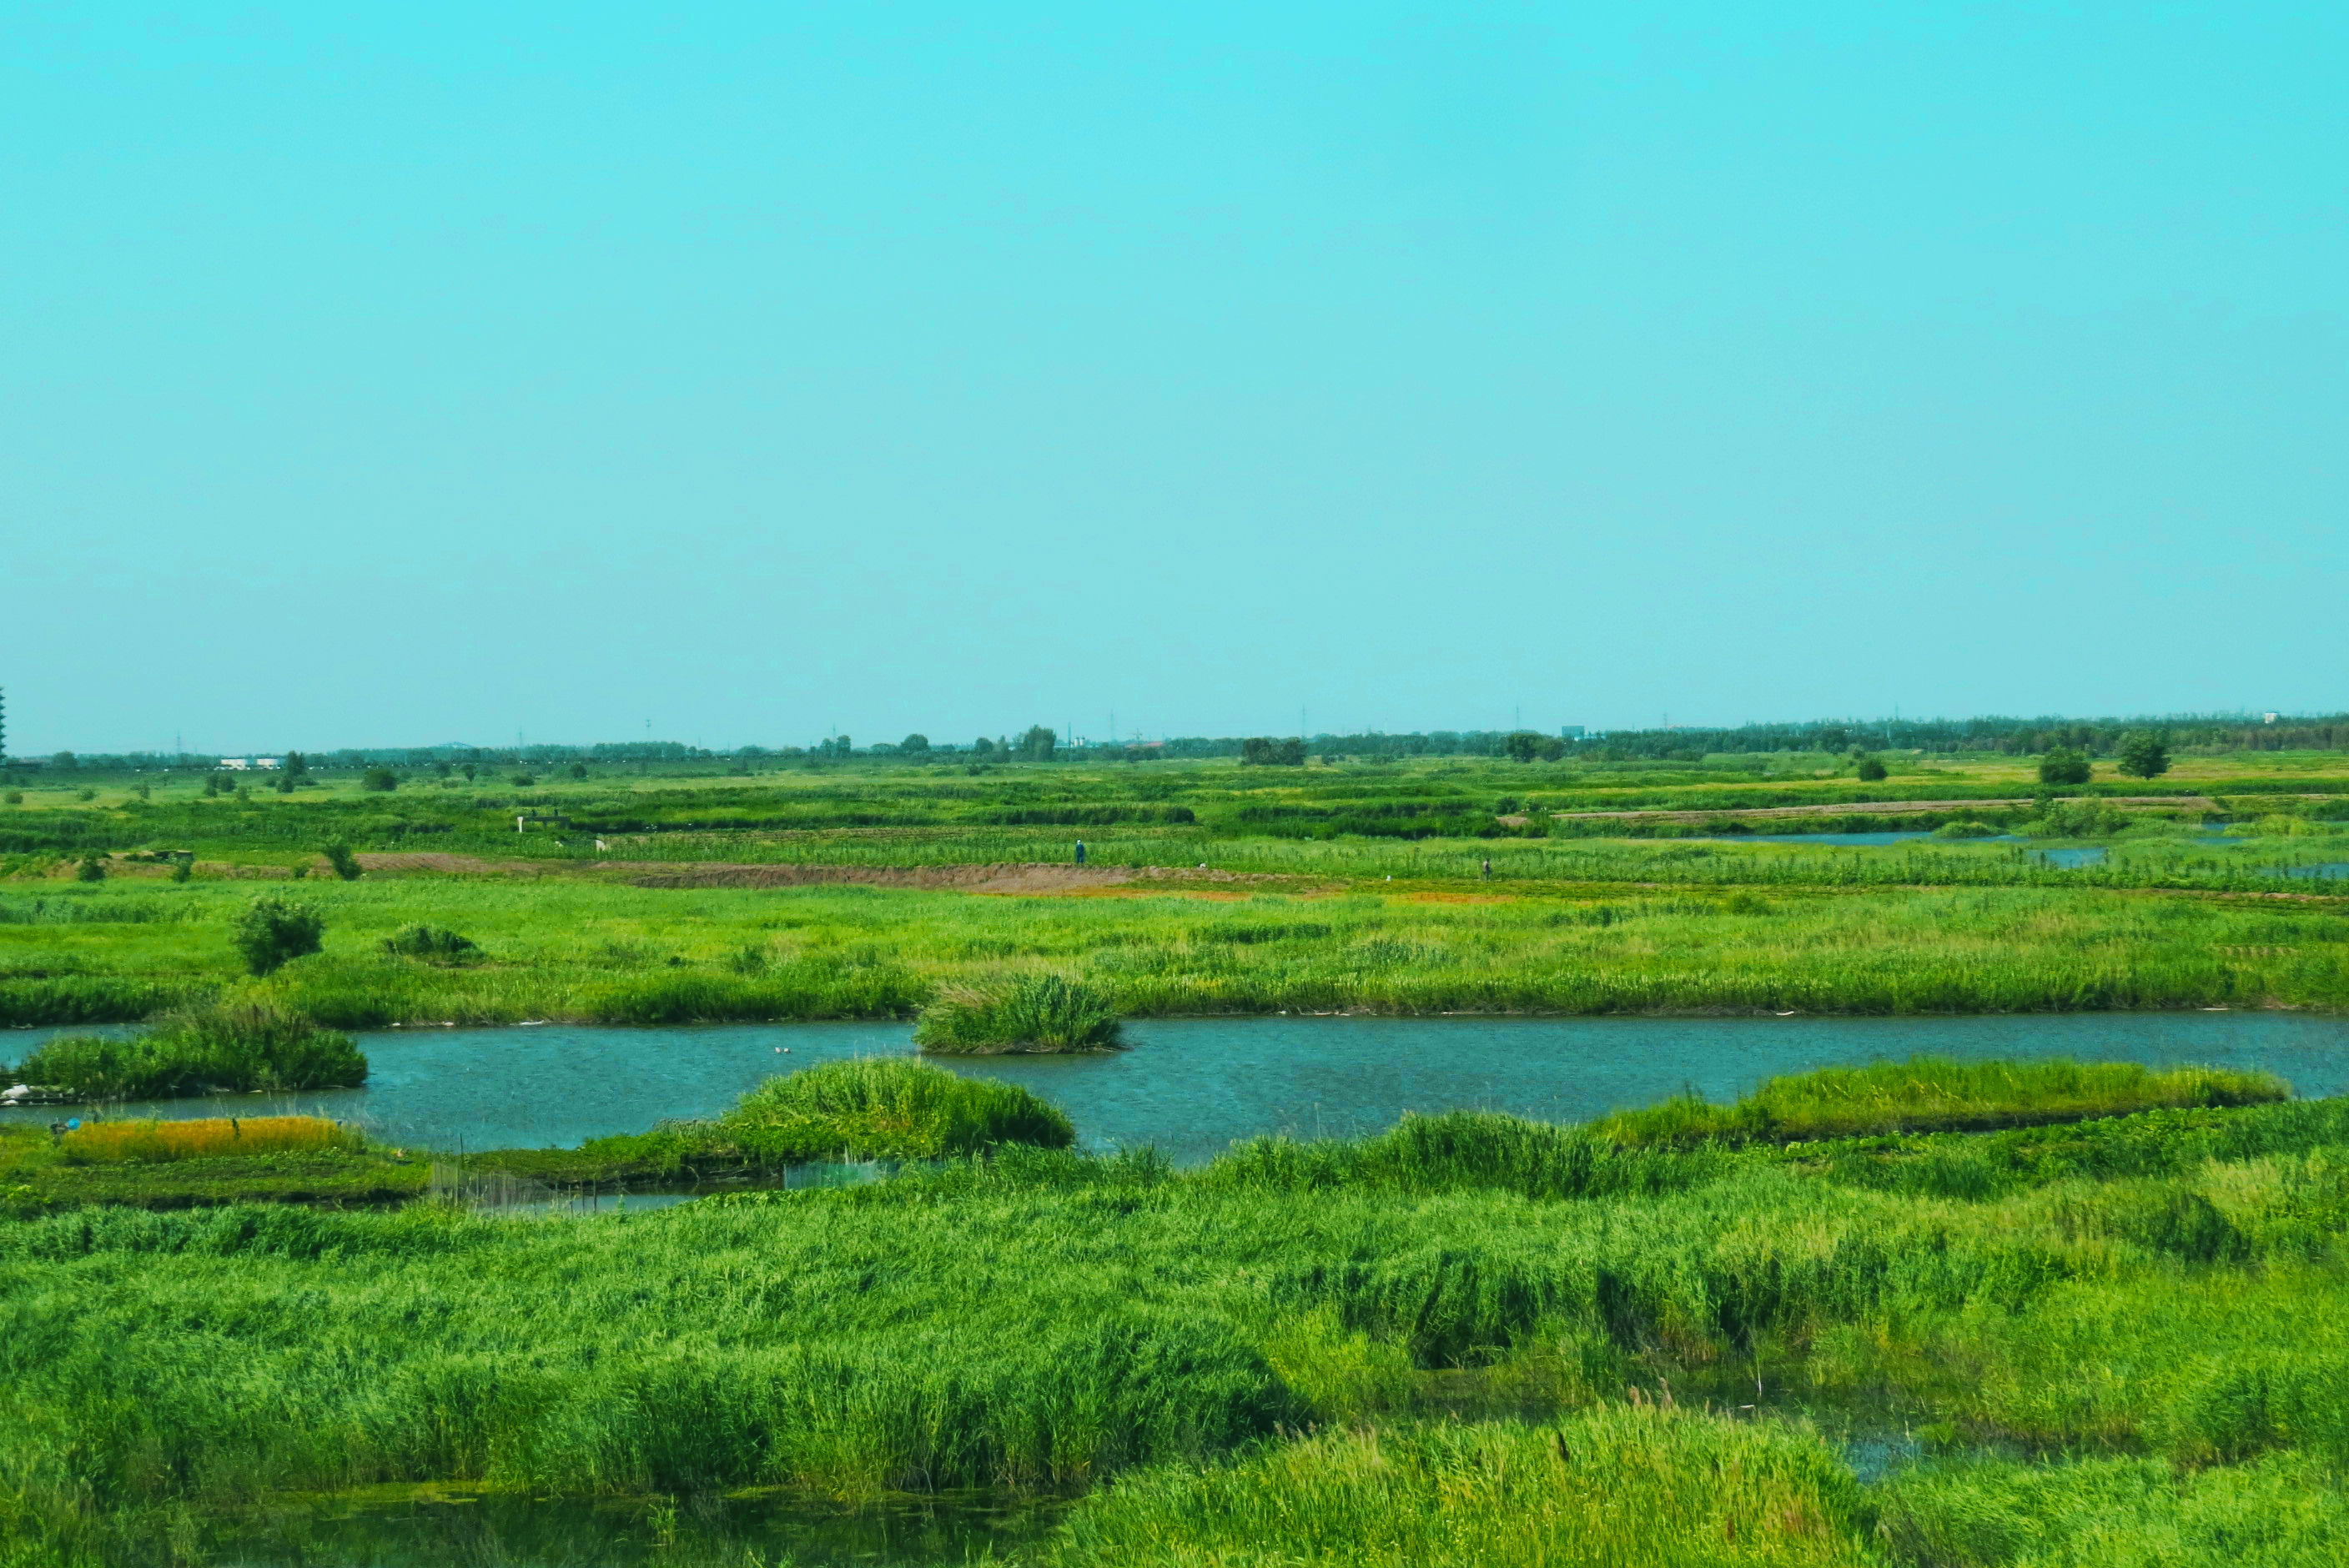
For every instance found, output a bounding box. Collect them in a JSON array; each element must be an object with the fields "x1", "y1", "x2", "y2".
[
  {"x1": 2028, "y1": 846, "x2": 2109, "y2": 868},
  {"x1": 9, "y1": 1013, "x2": 2346, "y2": 1167}
]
